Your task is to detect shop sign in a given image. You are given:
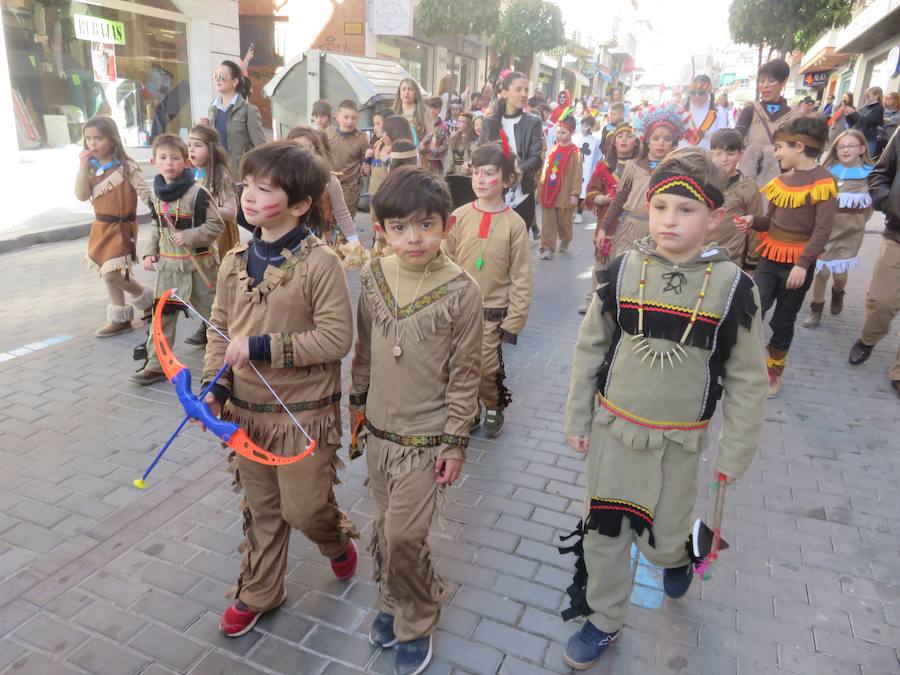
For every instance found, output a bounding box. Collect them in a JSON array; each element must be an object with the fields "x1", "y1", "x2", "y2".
[
  {"x1": 582, "y1": 65, "x2": 597, "y2": 78},
  {"x1": 372, "y1": 0, "x2": 413, "y2": 37},
  {"x1": 74, "y1": 14, "x2": 126, "y2": 45},
  {"x1": 803, "y1": 71, "x2": 830, "y2": 87},
  {"x1": 547, "y1": 47, "x2": 567, "y2": 57}
]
